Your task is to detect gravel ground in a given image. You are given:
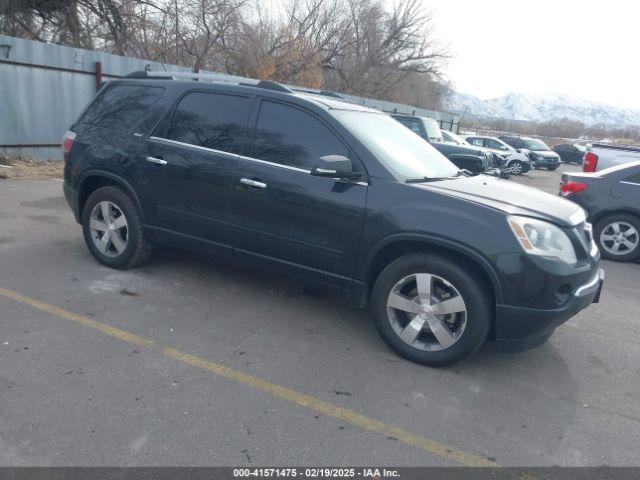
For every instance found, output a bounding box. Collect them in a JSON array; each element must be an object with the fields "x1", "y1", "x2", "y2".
[{"x1": 0, "y1": 164, "x2": 639, "y2": 467}]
